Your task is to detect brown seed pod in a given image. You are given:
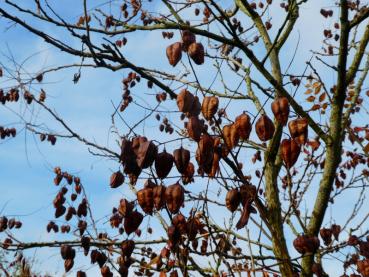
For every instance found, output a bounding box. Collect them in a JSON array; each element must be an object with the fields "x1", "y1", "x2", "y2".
[
  {"x1": 165, "y1": 183, "x2": 185, "y2": 214},
  {"x1": 132, "y1": 136, "x2": 157, "y2": 169},
  {"x1": 209, "y1": 139, "x2": 221, "y2": 178},
  {"x1": 293, "y1": 235, "x2": 320, "y2": 254},
  {"x1": 64, "y1": 259, "x2": 74, "y2": 272},
  {"x1": 201, "y1": 96, "x2": 219, "y2": 121},
  {"x1": 81, "y1": 236, "x2": 90, "y2": 256},
  {"x1": 110, "y1": 171, "x2": 124, "y2": 188},
  {"x1": 271, "y1": 97, "x2": 290, "y2": 126},
  {"x1": 120, "y1": 138, "x2": 141, "y2": 177},
  {"x1": 255, "y1": 115, "x2": 275, "y2": 141},
  {"x1": 172, "y1": 213, "x2": 187, "y2": 234},
  {"x1": 196, "y1": 134, "x2": 214, "y2": 174},
  {"x1": 288, "y1": 118, "x2": 308, "y2": 145},
  {"x1": 166, "y1": 42, "x2": 182, "y2": 67},
  {"x1": 223, "y1": 124, "x2": 239, "y2": 150},
  {"x1": 182, "y1": 162, "x2": 195, "y2": 184},
  {"x1": 177, "y1": 89, "x2": 195, "y2": 113},
  {"x1": 320, "y1": 228, "x2": 333, "y2": 246},
  {"x1": 137, "y1": 187, "x2": 154, "y2": 215},
  {"x1": 235, "y1": 113, "x2": 252, "y2": 140},
  {"x1": 173, "y1": 147, "x2": 190, "y2": 174},
  {"x1": 124, "y1": 210, "x2": 143, "y2": 235},
  {"x1": 226, "y1": 188, "x2": 241, "y2": 212},
  {"x1": 153, "y1": 185, "x2": 166, "y2": 210},
  {"x1": 77, "y1": 271, "x2": 87, "y2": 277},
  {"x1": 118, "y1": 199, "x2": 134, "y2": 217},
  {"x1": 167, "y1": 225, "x2": 181, "y2": 248},
  {"x1": 357, "y1": 259, "x2": 369, "y2": 277},
  {"x1": 121, "y1": 239, "x2": 135, "y2": 258},
  {"x1": 188, "y1": 42, "x2": 205, "y2": 65},
  {"x1": 331, "y1": 224, "x2": 341, "y2": 241},
  {"x1": 186, "y1": 116, "x2": 204, "y2": 141},
  {"x1": 155, "y1": 150, "x2": 174, "y2": 179},
  {"x1": 280, "y1": 138, "x2": 301, "y2": 168},
  {"x1": 181, "y1": 30, "x2": 196, "y2": 52}
]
